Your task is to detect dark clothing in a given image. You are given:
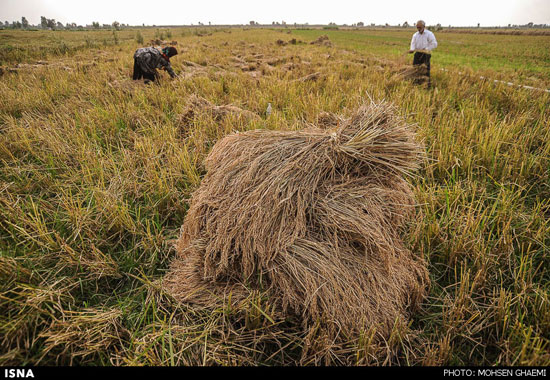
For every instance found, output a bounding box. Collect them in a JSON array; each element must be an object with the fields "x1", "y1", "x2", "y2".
[
  {"x1": 132, "y1": 47, "x2": 176, "y2": 81},
  {"x1": 413, "y1": 51, "x2": 431, "y2": 77},
  {"x1": 133, "y1": 59, "x2": 157, "y2": 81}
]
